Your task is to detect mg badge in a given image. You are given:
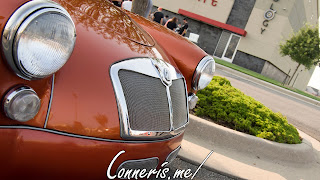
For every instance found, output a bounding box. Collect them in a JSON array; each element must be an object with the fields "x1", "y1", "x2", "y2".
[{"x1": 151, "y1": 59, "x2": 172, "y2": 86}]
